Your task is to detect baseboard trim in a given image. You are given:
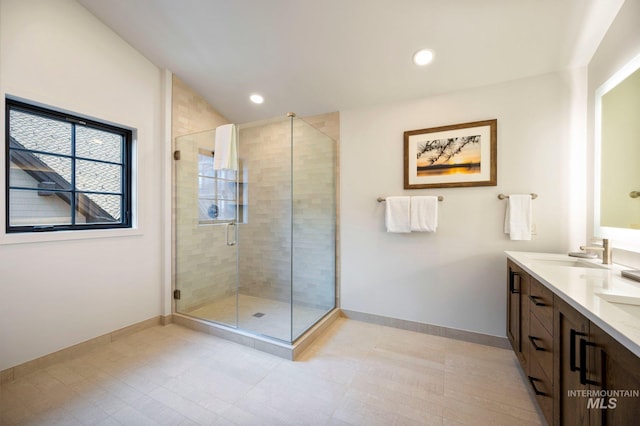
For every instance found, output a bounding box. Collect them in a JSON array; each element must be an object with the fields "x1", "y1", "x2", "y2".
[
  {"x1": 0, "y1": 315, "x2": 169, "y2": 385},
  {"x1": 340, "y1": 309, "x2": 510, "y2": 349},
  {"x1": 160, "y1": 314, "x2": 173, "y2": 326}
]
